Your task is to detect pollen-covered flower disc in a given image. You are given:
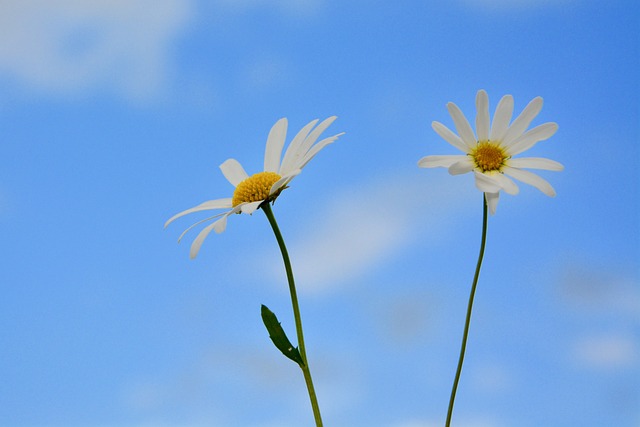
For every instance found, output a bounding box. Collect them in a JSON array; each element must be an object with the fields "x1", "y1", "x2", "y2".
[
  {"x1": 418, "y1": 90, "x2": 564, "y2": 214},
  {"x1": 166, "y1": 117, "x2": 344, "y2": 258}
]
